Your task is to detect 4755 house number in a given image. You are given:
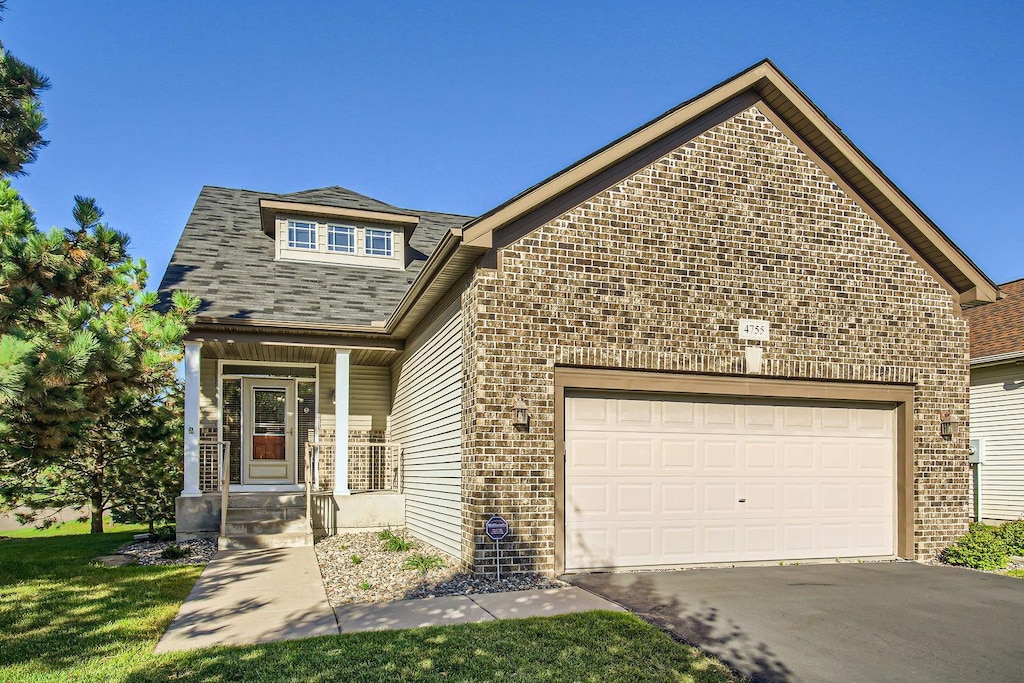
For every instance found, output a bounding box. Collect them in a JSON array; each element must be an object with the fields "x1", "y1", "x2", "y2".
[{"x1": 738, "y1": 319, "x2": 770, "y2": 341}]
